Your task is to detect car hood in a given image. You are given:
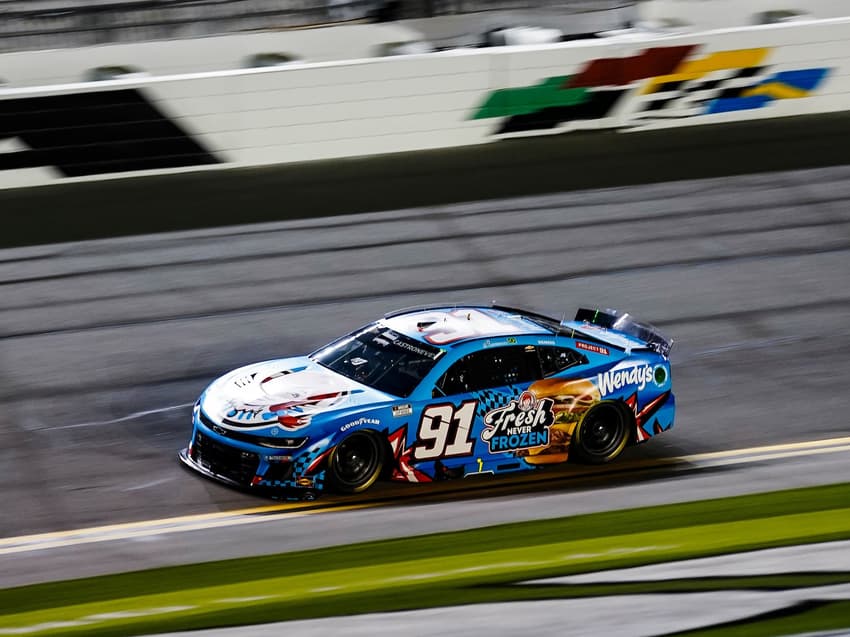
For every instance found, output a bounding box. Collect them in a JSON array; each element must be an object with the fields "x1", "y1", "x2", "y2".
[{"x1": 200, "y1": 357, "x2": 391, "y2": 433}]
